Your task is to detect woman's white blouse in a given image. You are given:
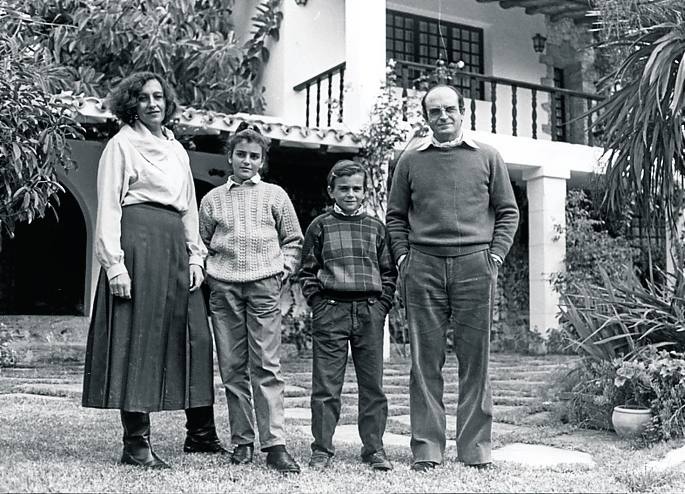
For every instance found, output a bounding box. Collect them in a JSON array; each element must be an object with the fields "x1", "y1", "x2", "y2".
[{"x1": 95, "y1": 121, "x2": 207, "y2": 280}]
